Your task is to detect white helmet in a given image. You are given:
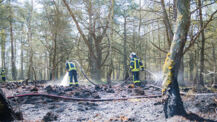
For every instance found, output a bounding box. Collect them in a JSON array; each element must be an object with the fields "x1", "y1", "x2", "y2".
[{"x1": 129, "y1": 52, "x2": 136, "y2": 58}]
